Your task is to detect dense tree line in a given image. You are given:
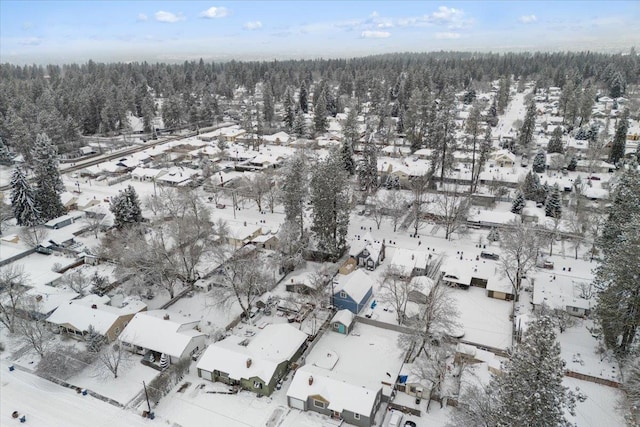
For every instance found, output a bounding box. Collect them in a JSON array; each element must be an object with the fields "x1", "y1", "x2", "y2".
[{"x1": 0, "y1": 50, "x2": 637, "y2": 159}]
